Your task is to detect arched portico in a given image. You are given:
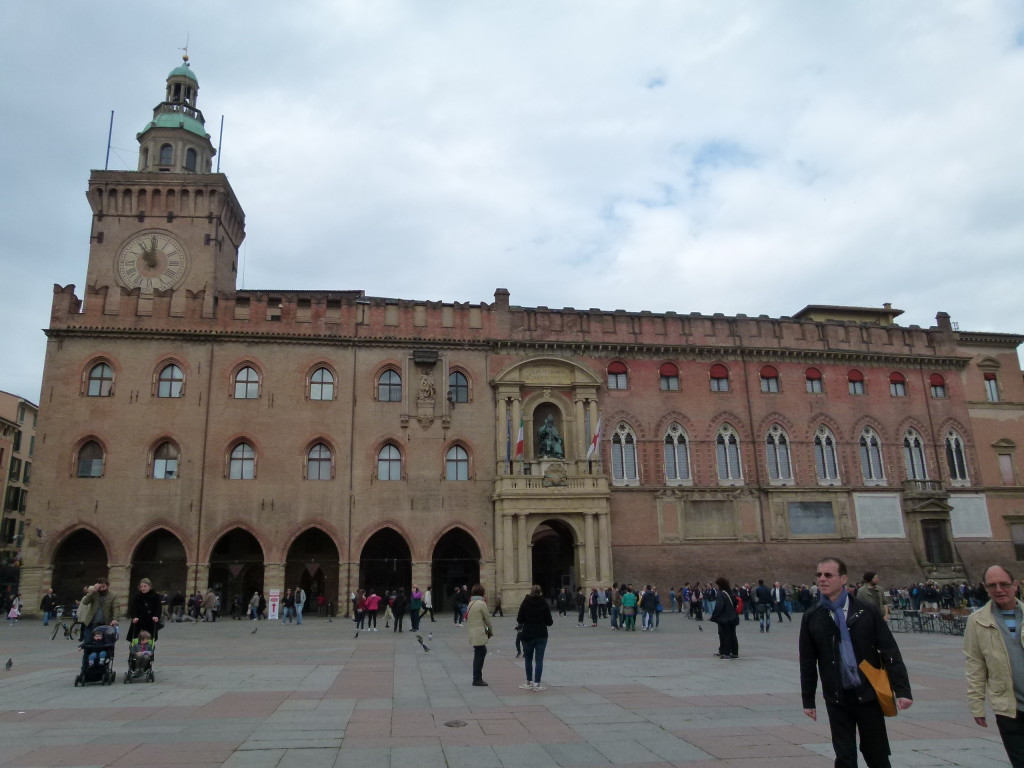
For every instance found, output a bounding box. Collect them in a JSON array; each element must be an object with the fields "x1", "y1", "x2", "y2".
[{"x1": 51, "y1": 529, "x2": 109, "y2": 612}]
